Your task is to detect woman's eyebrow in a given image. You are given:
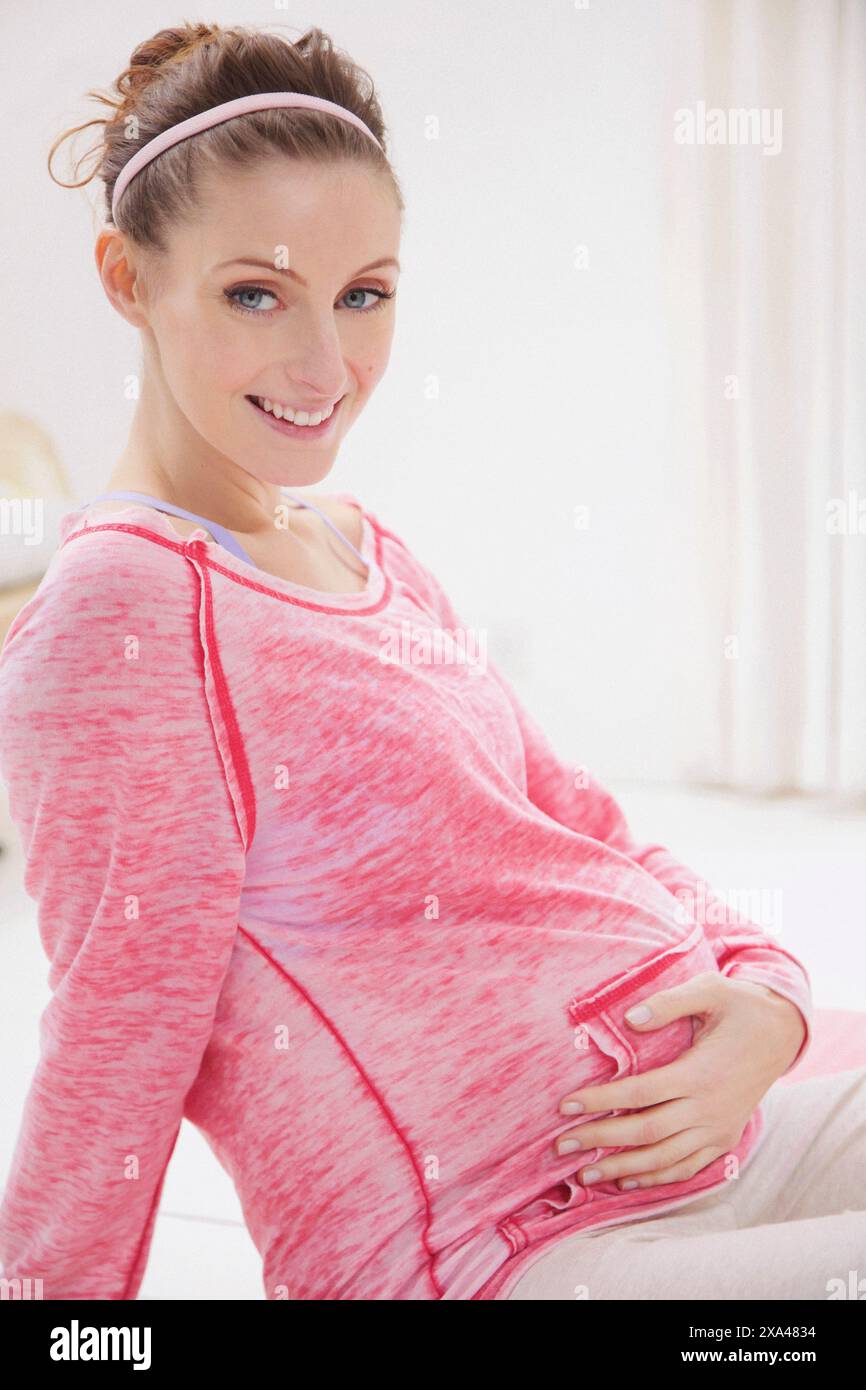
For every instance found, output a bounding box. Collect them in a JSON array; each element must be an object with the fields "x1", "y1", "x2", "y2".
[{"x1": 210, "y1": 255, "x2": 400, "y2": 286}]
